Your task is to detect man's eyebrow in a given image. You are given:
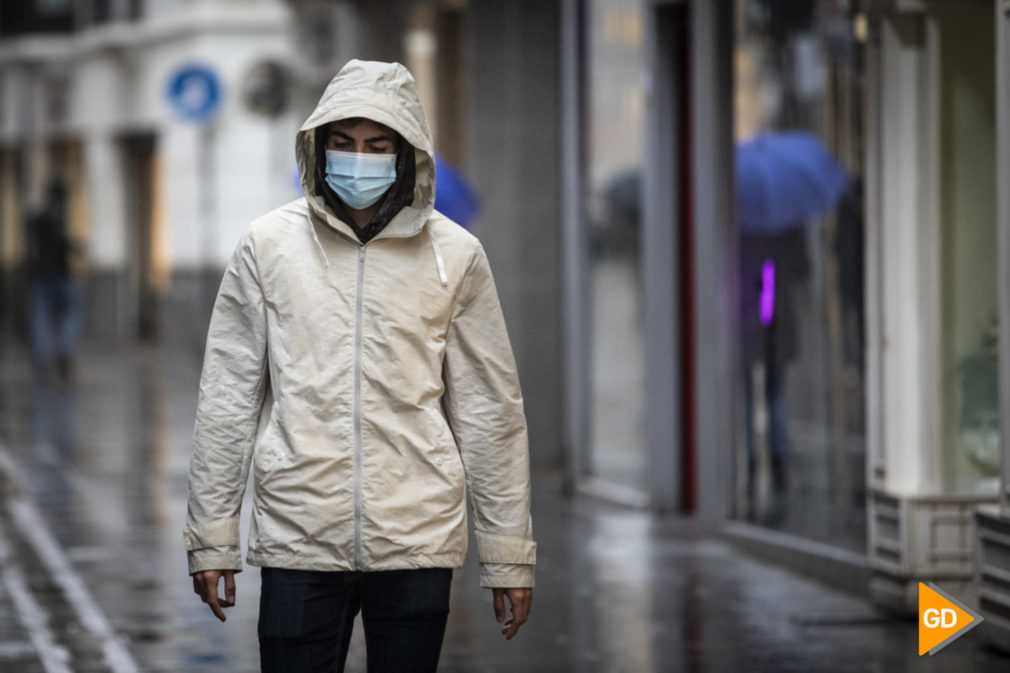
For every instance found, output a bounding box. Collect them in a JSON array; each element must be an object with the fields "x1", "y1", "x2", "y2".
[{"x1": 327, "y1": 129, "x2": 395, "y2": 144}]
